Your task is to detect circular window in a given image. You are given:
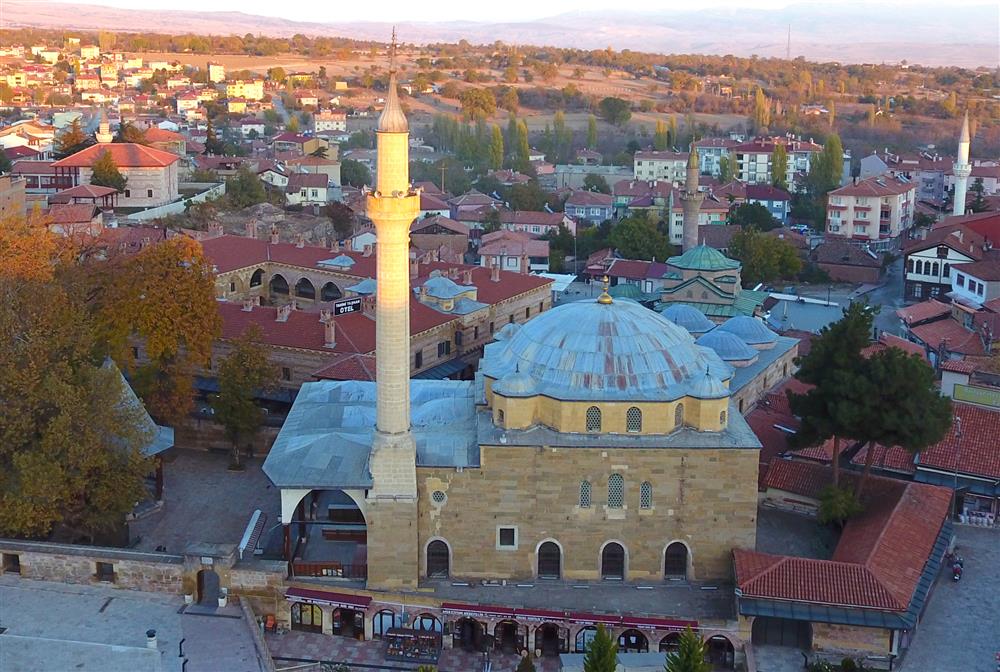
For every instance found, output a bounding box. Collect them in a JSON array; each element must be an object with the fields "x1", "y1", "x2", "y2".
[{"x1": 431, "y1": 490, "x2": 447, "y2": 504}]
